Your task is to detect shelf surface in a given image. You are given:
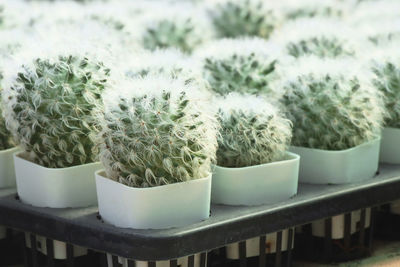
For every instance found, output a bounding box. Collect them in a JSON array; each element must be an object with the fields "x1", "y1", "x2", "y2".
[{"x1": 1, "y1": 164, "x2": 400, "y2": 260}]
